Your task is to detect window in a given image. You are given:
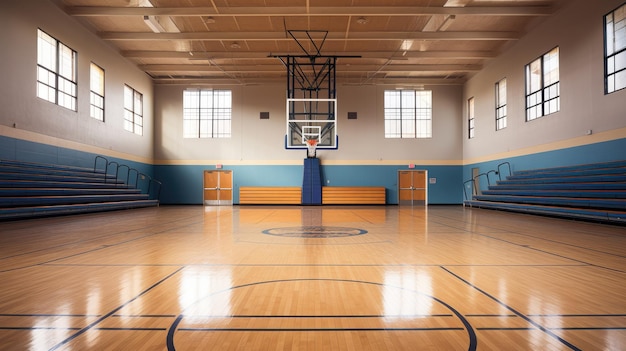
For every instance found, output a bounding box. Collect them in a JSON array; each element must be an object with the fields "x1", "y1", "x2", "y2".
[
  {"x1": 36, "y1": 29, "x2": 77, "y2": 111},
  {"x1": 468, "y1": 97, "x2": 475, "y2": 139},
  {"x1": 124, "y1": 85, "x2": 143, "y2": 135},
  {"x1": 183, "y1": 89, "x2": 232, "y2": 138},
  {"x1": 90, "y1": 63, "x2": 105, "y2": 121},
  {"x1": 525, "y1": 47, "x2": 560, "y2": 121},
  {"x1": 384, "y1": 90, "x2": 432, "y2": 138},
  {"x1": 605, "y1": 4, "x2": 626, "y2": 94},
  {"x1": 495, "y1": 78, "x2": 507, "y2": 130}
]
